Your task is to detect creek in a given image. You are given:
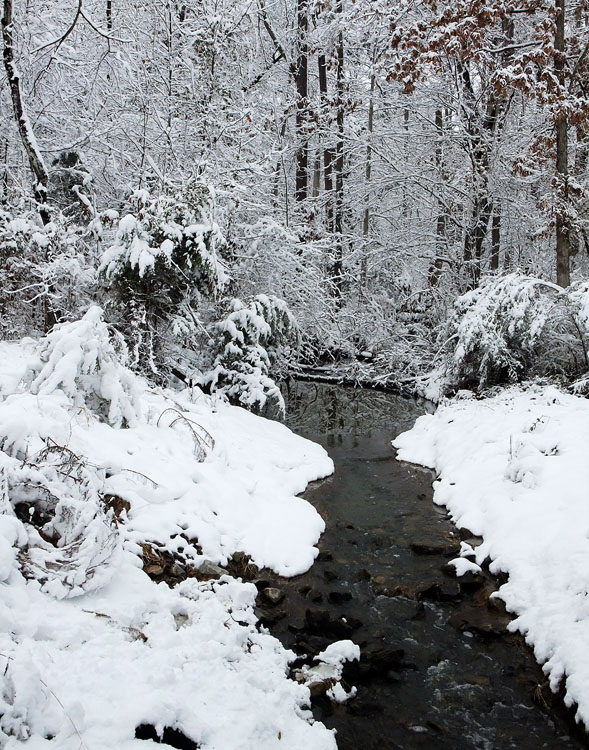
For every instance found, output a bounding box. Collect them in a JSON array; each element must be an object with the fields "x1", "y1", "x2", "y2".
[{"x1": 263, "y1": 381, "x2": 589, "y2": 750}]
